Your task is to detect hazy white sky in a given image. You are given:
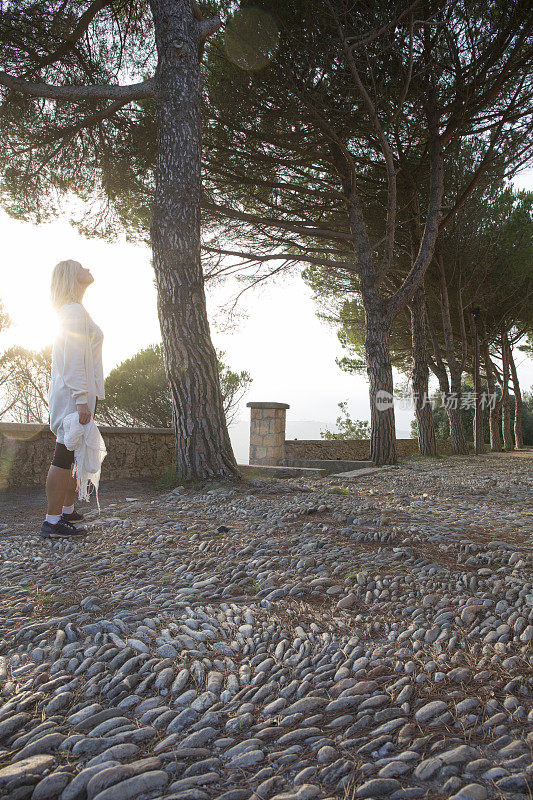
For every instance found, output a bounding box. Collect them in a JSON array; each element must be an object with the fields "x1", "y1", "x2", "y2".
[{"x1": 1, "y1": 169, "x2": 532, "y2": 447}]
